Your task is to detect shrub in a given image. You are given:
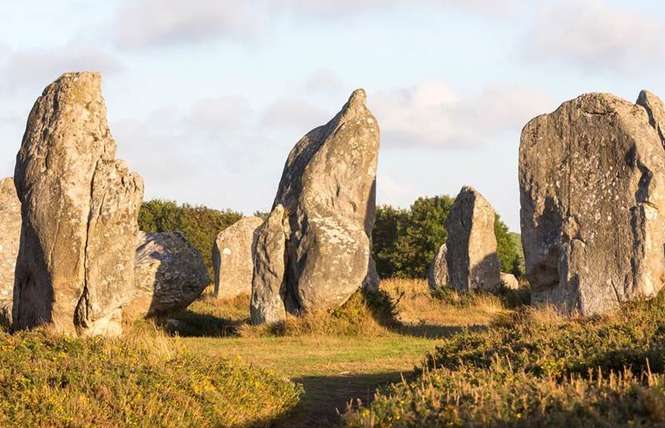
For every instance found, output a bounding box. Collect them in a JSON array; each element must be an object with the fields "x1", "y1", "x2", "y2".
[
  {"x1": 345, "y1": 365, "x2": 665, "y2": 427},
  {"x1": 240, "y1": 290, "x2": 400, "y2": 338},
  {"x1": 345, "y1": 292, "x2": 665, "y2": 426},
  {"x1": 0, "y1": 328, "x2": 301, "y2": 427},
  {"x1": 425, "y1": 293, "x2": 665, "y2": 378}
]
